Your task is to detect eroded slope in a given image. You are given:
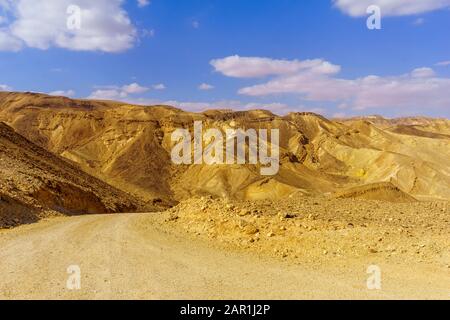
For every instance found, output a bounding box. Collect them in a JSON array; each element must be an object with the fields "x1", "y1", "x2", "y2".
[{"x1": 0, "y1": 122, "x2": 148, "y2": 227}]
